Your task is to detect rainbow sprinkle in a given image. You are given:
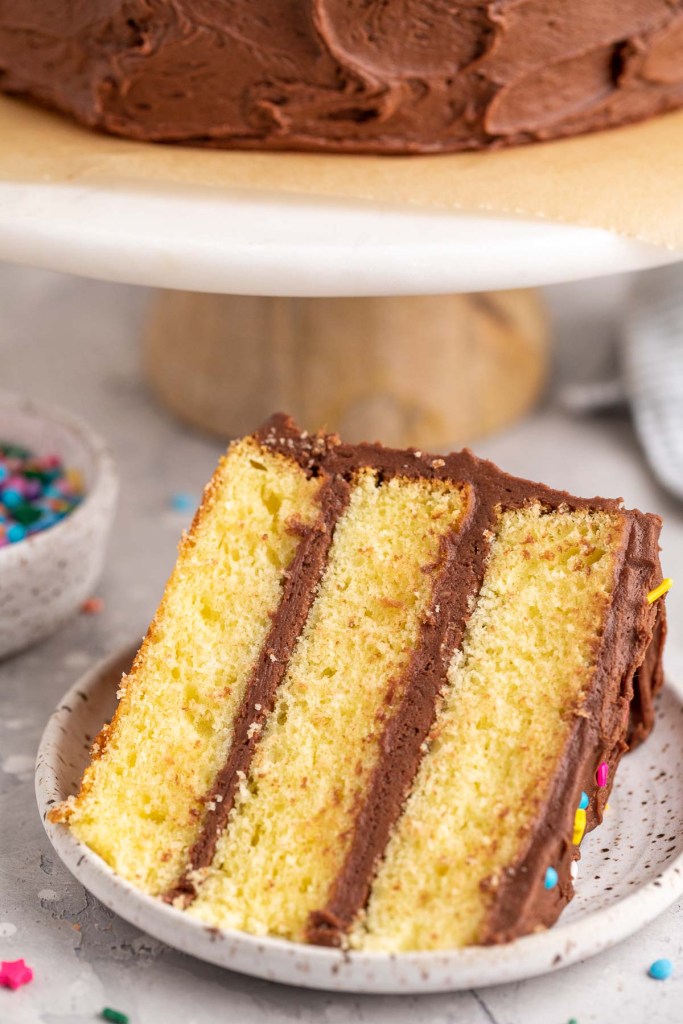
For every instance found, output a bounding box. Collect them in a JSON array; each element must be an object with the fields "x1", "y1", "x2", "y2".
[
  {"x1": 596, "y1": 762, "x2": 609, "y2": 788},
  {"x1": 647, "y1": 578, "x2": 673, "y2": 604},
  {"x1": 169, "y1": 492, "x2": 196, "y2": 513},
  {"x1": 579, "y1": 791, "x2": 589, "y2": 810},
  {"x1": 0, "y1": 443, "x2": 83, "y2": 548},
  {"x1": 101, "y1": 1009, "x2": 130, "y2": 1024},
  {"x1": 573, "y1": 808, "x2": 587, "y2": 845},
  {"x1": 648, "y1": 958, "x2": 673, "y2": 981},
  {"x1": 544, "y1": 867, "x2": 558, "y2": 890},
  {"x1": 0, "y1": 959, "x2": 33, "y2": 990}
]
